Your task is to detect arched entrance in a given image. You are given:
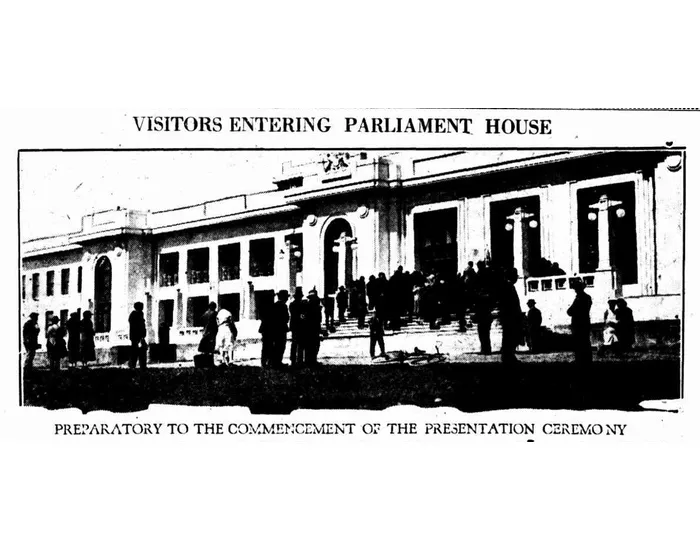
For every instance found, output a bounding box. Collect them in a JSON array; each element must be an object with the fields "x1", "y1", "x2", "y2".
[
  {"x1": 324, "y1": 218, "x2": 354, "y2": 295},
  {"x1": 94, "y1": 256, "x2": 112, "y2": 333}
]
